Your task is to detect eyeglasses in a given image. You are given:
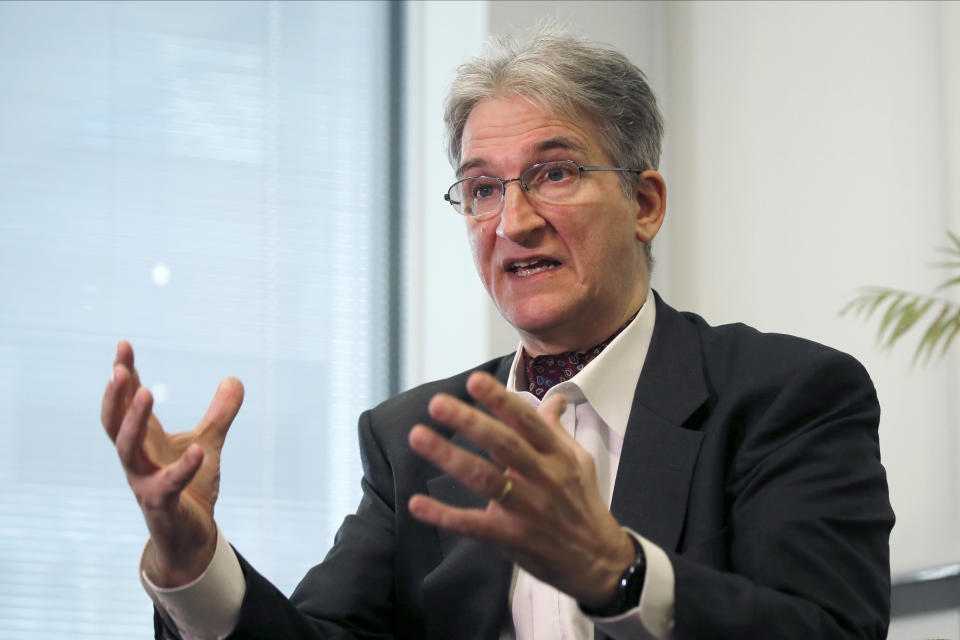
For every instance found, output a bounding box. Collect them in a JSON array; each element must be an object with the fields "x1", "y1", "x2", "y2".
[{"x1": 443, "y1": 160, "x2": 641, "y2": 218}]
